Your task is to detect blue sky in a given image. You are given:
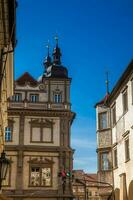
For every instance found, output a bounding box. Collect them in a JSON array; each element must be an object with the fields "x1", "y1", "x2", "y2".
[{"x1": 15, "y1": 0, "x2": 133, "y2": 172}]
